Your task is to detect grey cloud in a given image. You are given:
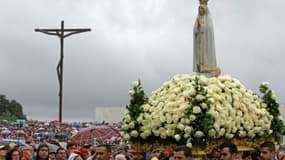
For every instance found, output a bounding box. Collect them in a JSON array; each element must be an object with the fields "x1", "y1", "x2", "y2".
[{"x1": 1, "y1": 0, "x2": 285, "y2": 121}]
